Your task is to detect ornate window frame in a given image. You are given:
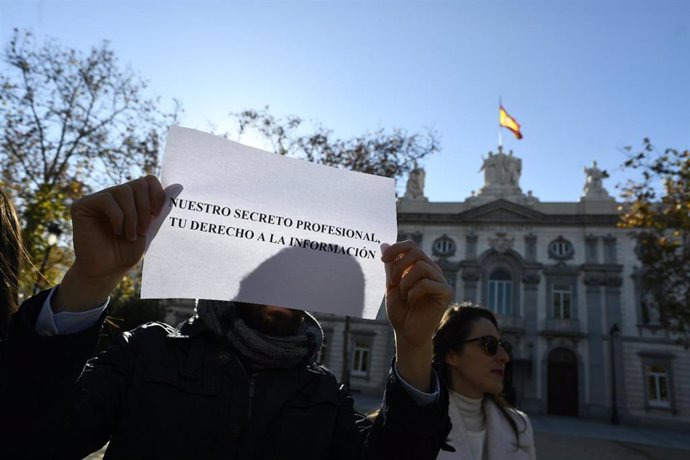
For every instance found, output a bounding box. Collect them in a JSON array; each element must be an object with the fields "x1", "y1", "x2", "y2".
[
  {"x1": 639, "y1": 351, "x2": 676, "y2": 413},
  {"x1": 551, "y1": 284, "x2": 573, "y2": 319},
  {"x1": 548, "y1": 236, "x2": 574, "y2": 261},
  {"x1": 432, "y1": 234, "x2": 456, "y2": 258},
  {"x1": 479, "y1": 250, "x2": 522, "y2": 318},
  {"x1": 488, "y1": 268, "x2": 513, "y2": 316}
]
